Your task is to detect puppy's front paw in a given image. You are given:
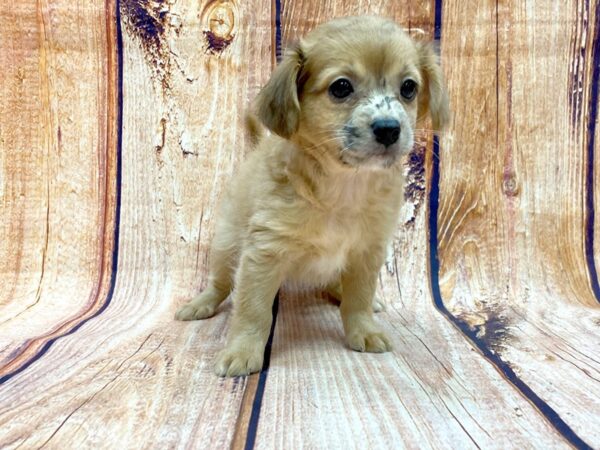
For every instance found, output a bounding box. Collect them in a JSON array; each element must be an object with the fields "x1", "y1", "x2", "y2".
[
  {"x1": 175, "y1": 292, "x2": 219, "y2": 321},
  {"x1": 175, "y1": 303, "x2": 215, "y2": 321},
  {"x1": 347, "y1": 327, "x2": 392, "y2": 353},
  {"x1": 214, "y1": 346, "x2": 264, "y2": 377}
]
